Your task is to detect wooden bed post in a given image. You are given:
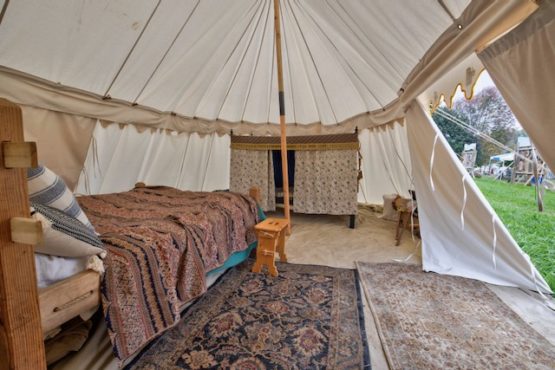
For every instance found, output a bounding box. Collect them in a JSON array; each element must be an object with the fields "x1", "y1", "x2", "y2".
[
  {"x1": 0, "y1": 99, "x2": 46, "y2": 369},
  {"x1": 273, "y1": 0, "x2": 291, "y2": 233}
]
